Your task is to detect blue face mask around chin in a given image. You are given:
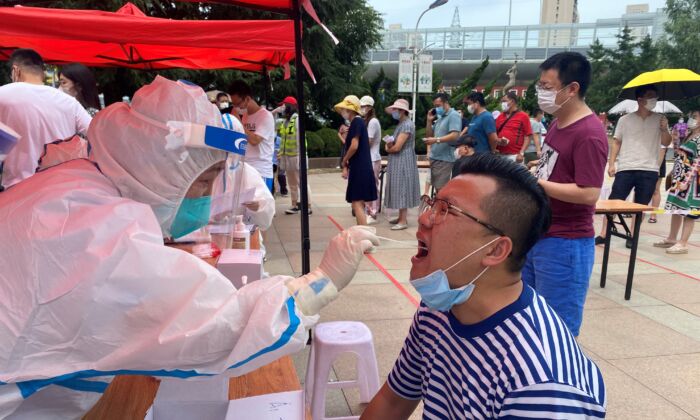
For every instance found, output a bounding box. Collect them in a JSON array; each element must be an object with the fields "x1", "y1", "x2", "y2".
[
  {"x1": 435, "y1": 106, "x2": 445, "y2": 118},
  {"x1": 170, "y1": 196, "x2": 212, "y2": 239},
  {"x1": 410, "y1": 237, "x2": 500, "y2": 311}
]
